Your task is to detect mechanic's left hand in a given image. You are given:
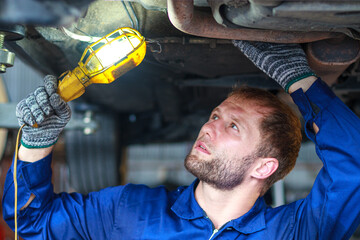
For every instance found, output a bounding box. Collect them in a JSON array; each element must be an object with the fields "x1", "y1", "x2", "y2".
[{"x1": 233, "y1": 40, "x2": 316, "y2": 92}]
